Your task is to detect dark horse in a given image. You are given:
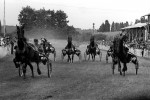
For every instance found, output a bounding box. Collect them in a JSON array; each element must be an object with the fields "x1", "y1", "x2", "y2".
[
  {"x1": 112, "y1": 34, "x2": 139, "y2": 76},
  {"x1": 61, "y1": 48, "x2": 74, "y2": 63},
  {"x1": 13, "y1": 25, "x2": 52, "y2": 78},
  {"x1": 84, "y1": 43, "x2": 102, "y2": 61}
]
